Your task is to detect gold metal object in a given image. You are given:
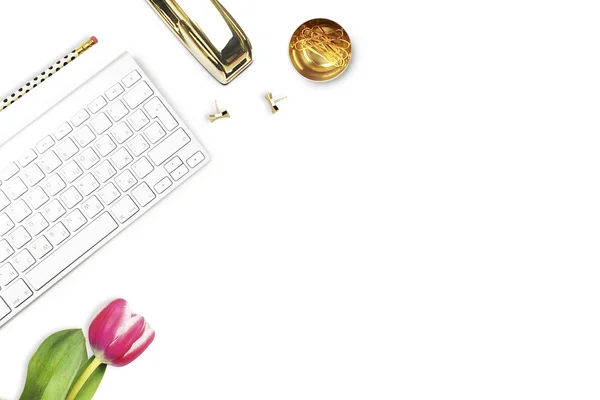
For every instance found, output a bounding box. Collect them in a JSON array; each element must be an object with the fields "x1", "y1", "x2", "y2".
[
  {"x1": 75, "y1": 37, "x2": 98, "y2": 55},
  {"x1": 265, "y1": 93, "x2": 287, "y2": 114},
  {"x1": 289, "y1": 18, "x2": 352, "y2": 82},
  {"x1": 208, "y1": 101, "x2": 230, "y2": 122},
  {"x1": 146, "y1": 0, "x2": 253, "y2": 85}
]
